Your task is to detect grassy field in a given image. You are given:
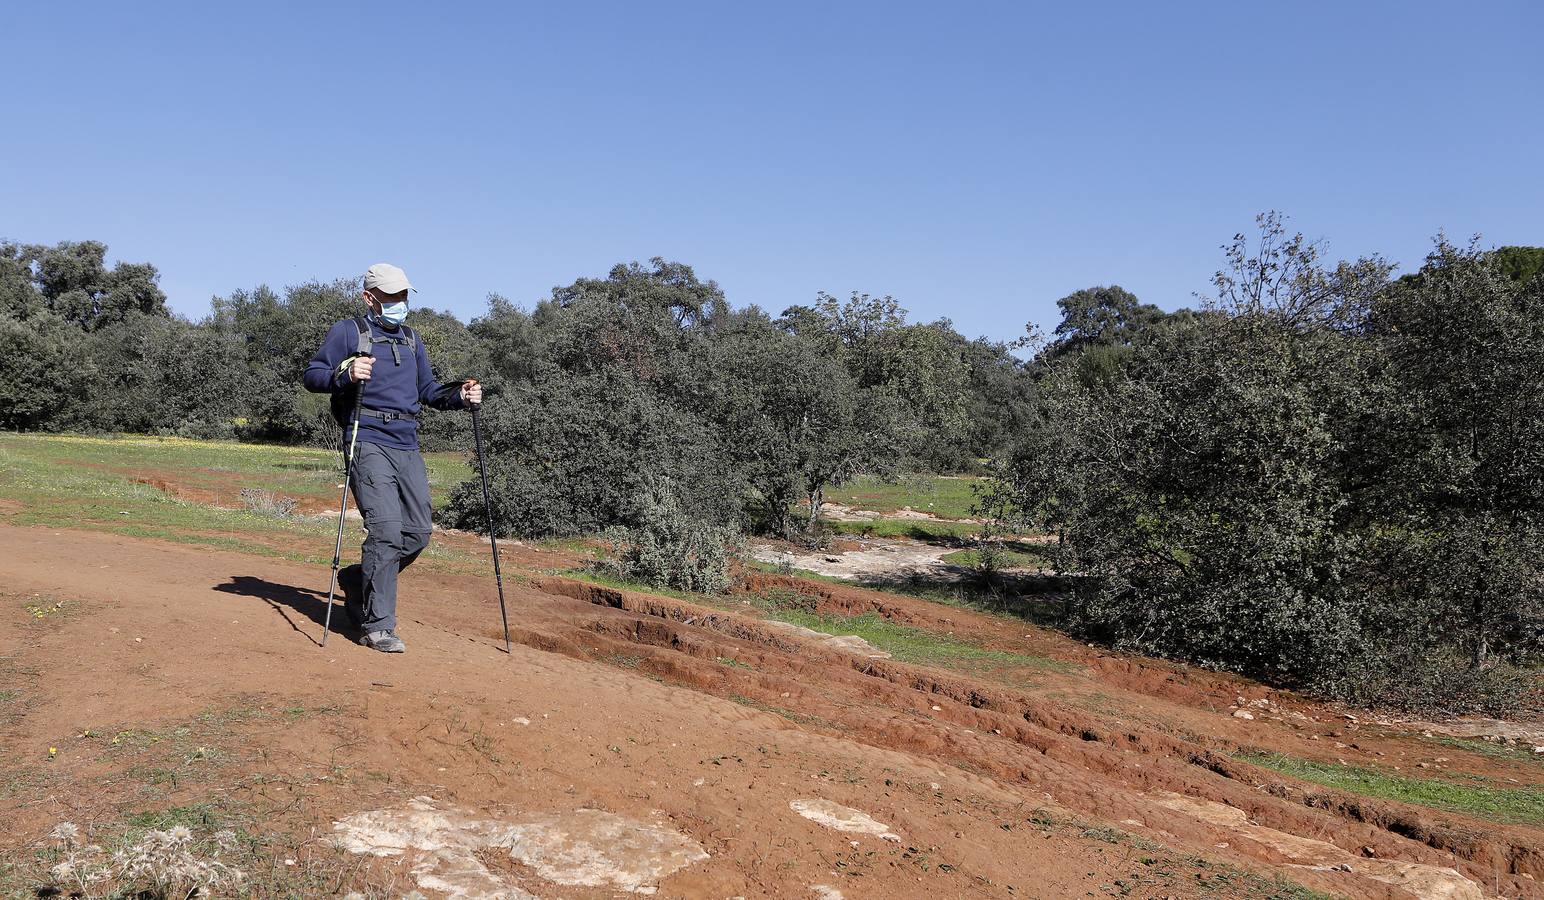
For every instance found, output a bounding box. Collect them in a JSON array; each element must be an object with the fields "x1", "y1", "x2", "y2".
[
  {"x1": 823, "y1": 474, "x2": 982, "y2": 519},
  {"x1": 0, "y1": 433, "x2": 466, "y2": 507},
  {"x1": 942, "y1": 545, "x2": 1049, "y2": 569},
  {"x1": 0, "y1": 433, "x2": 481, "y2": 571},
  {"x1": 826, "y1": 517, "x2": 984, "y2": 540},
  {"x1": 1239, "y1": 751, "x2": 1544, "y2": 826}
]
